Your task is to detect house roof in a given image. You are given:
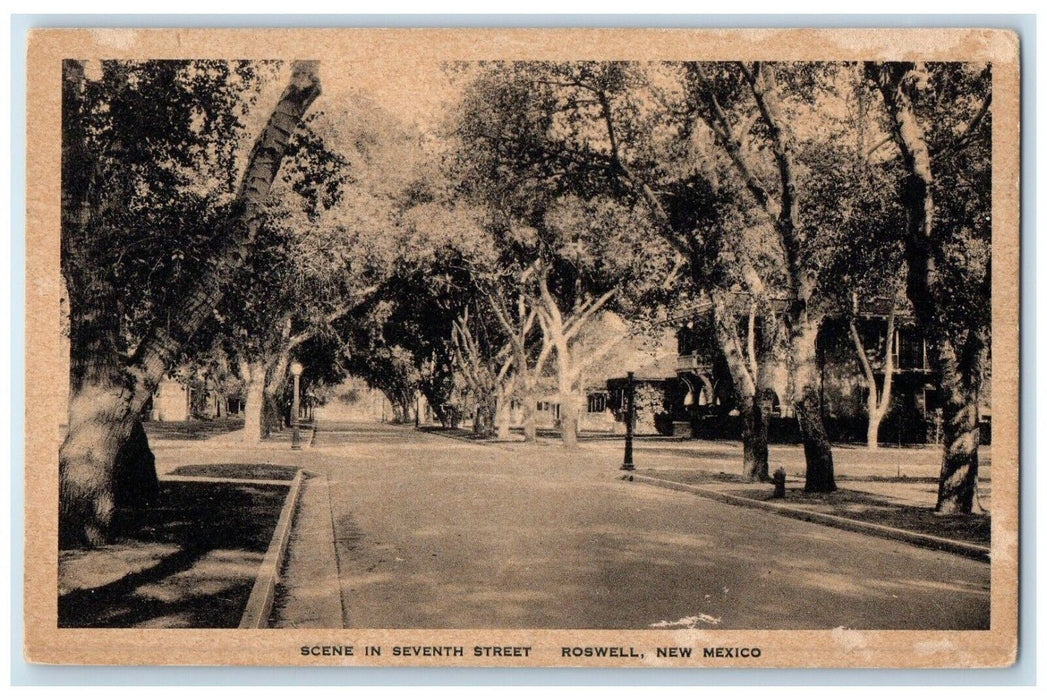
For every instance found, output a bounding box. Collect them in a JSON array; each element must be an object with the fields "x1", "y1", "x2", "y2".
[{"x1": 603, "y1": 353, "x2": 679, "y2": 384}]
